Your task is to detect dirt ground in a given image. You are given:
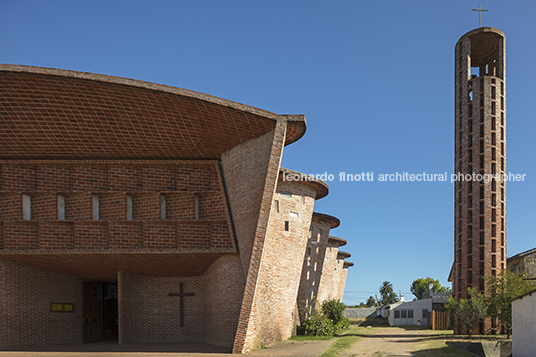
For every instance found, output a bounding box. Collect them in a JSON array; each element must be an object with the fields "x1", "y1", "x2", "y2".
[{"x1": 341, "y1": 327, "x2": 471, "y2": 357}]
